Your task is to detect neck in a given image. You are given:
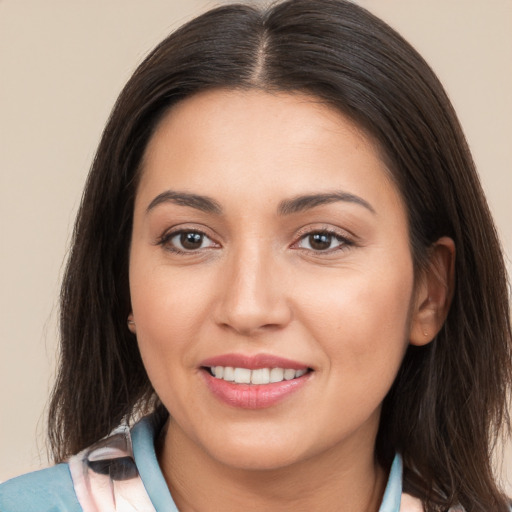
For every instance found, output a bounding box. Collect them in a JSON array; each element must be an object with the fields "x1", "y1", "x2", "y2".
[{"x1": 158, "y1": 418, "x2": 387, "y2": 512}]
